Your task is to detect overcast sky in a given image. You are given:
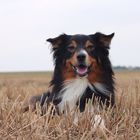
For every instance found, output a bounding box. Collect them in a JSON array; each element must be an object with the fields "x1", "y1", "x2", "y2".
[{"x1": 0, "y1": 0, "x2": 140, "y2": 72}]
